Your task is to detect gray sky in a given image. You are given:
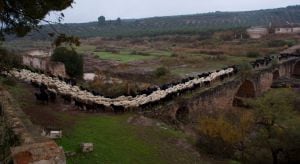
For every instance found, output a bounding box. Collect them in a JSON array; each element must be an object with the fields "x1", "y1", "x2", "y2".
[{"x1": 48, "y1": 0, "x2": 300, "y2": 23}]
